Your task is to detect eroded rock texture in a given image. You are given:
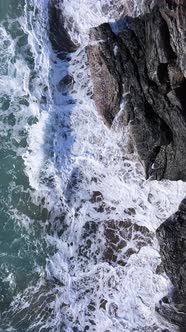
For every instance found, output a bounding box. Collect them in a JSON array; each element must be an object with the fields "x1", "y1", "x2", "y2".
[
  {"x1": 88, "y1": 1, "x2": 186, "y2": 181},
  {"x1": 156, "y1": 197, "x2": 186, "y2": 330},
  {"x1": 87, "y1": 25, "x2": 122, "y2": 126}
]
